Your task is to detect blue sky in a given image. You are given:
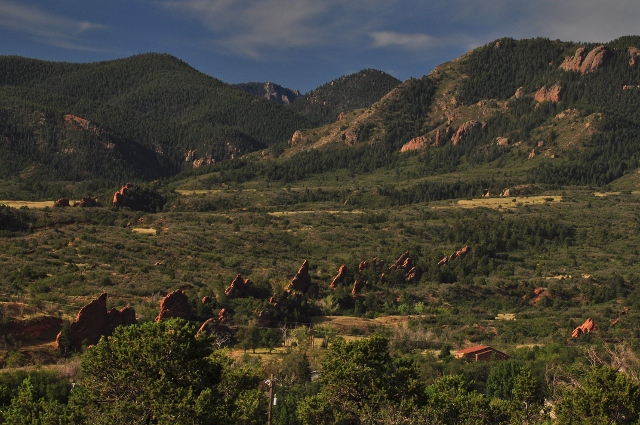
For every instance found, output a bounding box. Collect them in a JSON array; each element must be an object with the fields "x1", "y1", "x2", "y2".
[{"x1": 1, "y1": 0, "x2": 639, "y2": 93}]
